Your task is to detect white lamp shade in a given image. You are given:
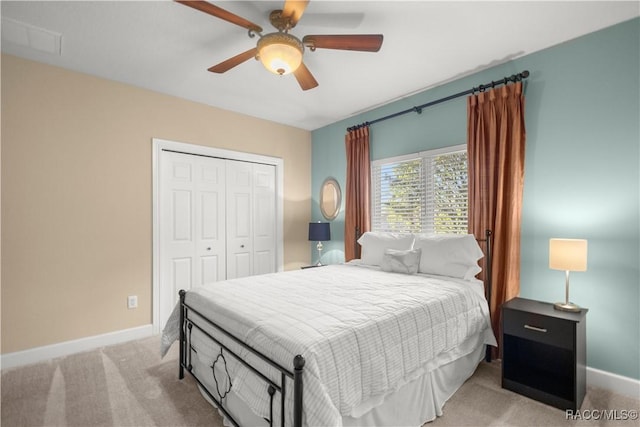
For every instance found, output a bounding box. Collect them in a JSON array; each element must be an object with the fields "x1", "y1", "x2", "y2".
[{"x1": 549, "y1": 239, "x2": 588, "y2": 271}]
